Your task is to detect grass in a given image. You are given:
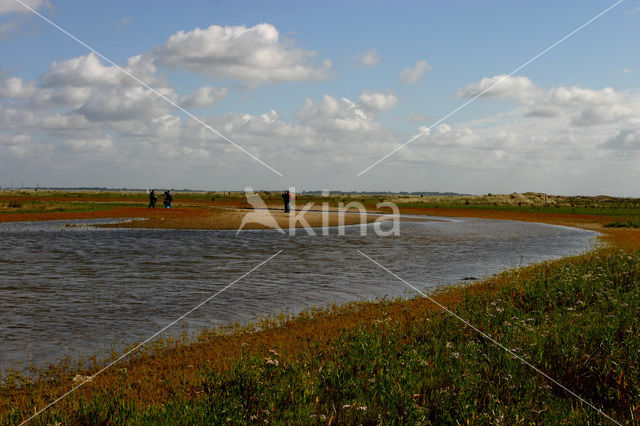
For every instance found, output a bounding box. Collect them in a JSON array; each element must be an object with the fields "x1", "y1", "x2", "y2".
[
  {"x1": 2, "y1": 190, "x2": 640, "y2": 219},
  {"x1": 2, "y1": 191, "x2": 640, "y2": 423},
  {"x1": 606, "y1": 219, "x2": 640, "y2": 229},
  {"x1": 1, "y1": 249, "x2": 639, "y2": 424},
  {"x1": 395, "y1": 202, "x2": 640, "y2": 218}
]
